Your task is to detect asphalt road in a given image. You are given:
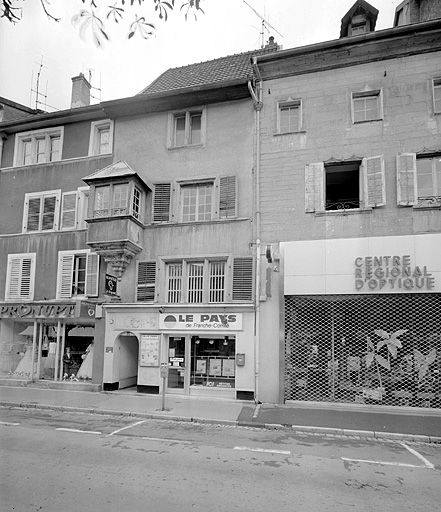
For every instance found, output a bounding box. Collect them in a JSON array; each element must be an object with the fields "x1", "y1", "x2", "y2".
[{"x1": 1, "y1": 407, "x2": 440, "y2": 512}]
